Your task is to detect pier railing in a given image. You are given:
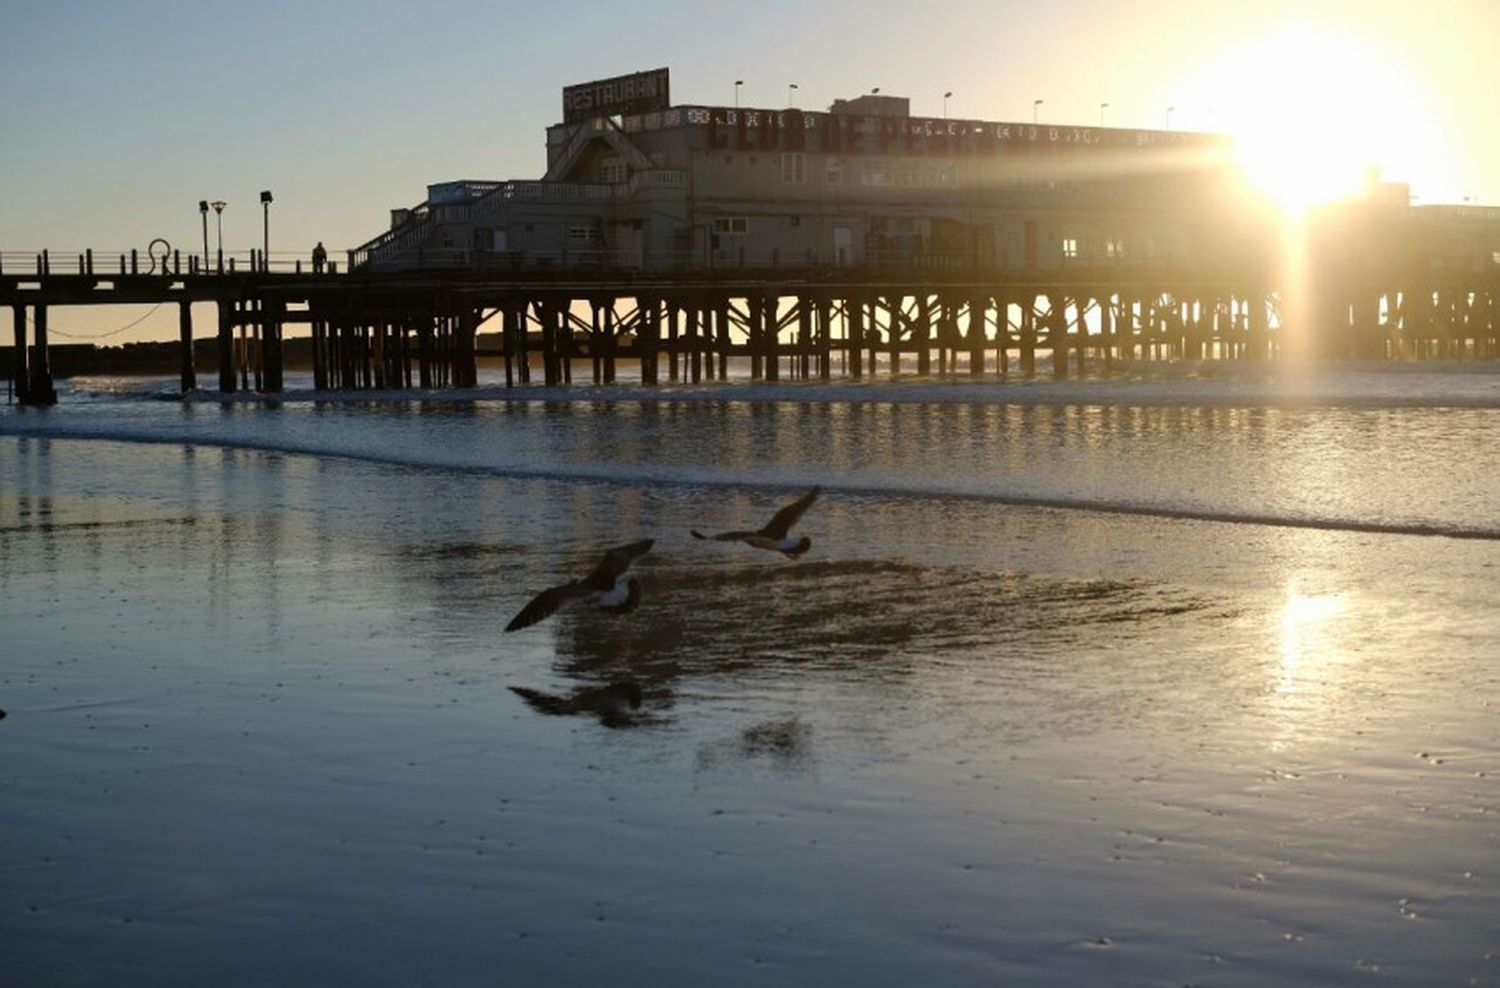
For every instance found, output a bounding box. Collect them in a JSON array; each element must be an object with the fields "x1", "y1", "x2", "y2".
[{"x1": 0, "y1": 249, "x2": 346, "y2": 277}]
